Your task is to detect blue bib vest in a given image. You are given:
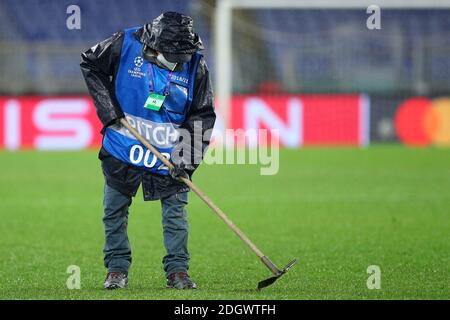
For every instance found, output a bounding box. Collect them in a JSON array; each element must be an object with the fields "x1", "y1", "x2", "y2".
[{"x1": 103, "y1": 27, "x2": 201, "y2": 176}]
